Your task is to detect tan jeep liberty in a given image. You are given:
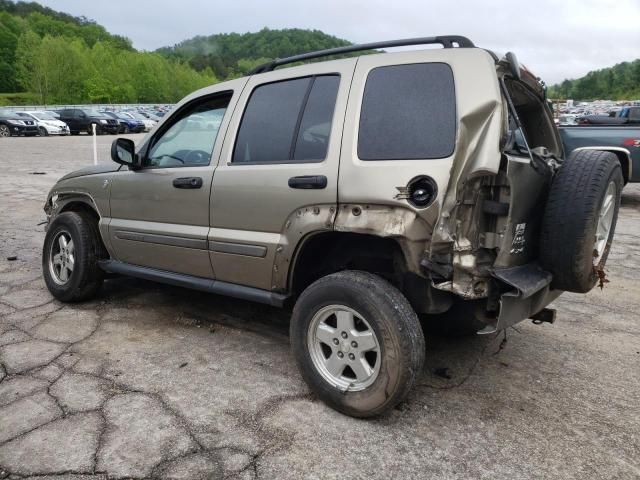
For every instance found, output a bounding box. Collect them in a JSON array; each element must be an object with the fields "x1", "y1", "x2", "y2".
[{"x1": 42, "y1": 36, "x2": 623, "y2": 417}]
